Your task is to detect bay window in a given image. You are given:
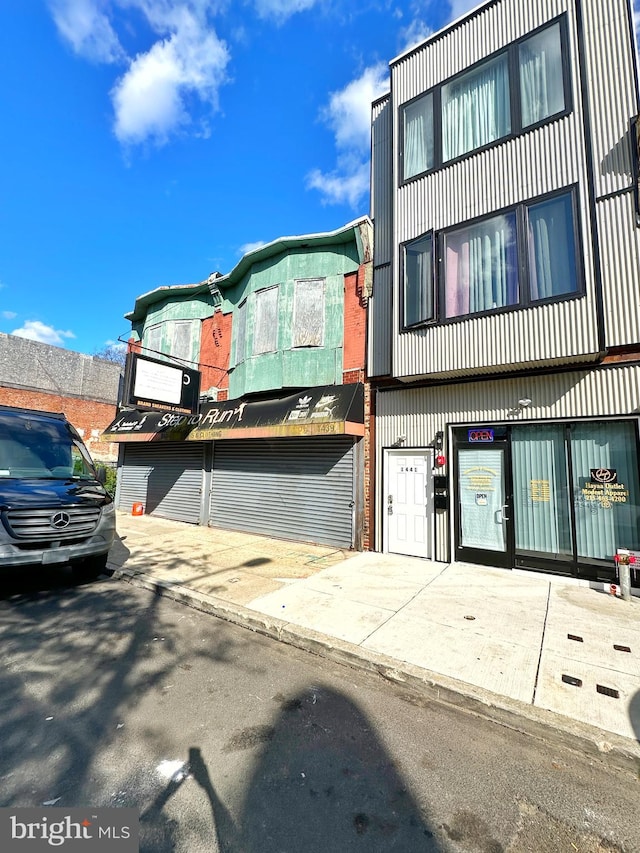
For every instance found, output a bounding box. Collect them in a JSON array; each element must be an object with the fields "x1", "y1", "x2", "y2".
[
  {"x1": 402, "y1": 188, "x2": 580, "y2": 328},
  {"x1": 400, "y1": 17, "x2": 570, "y2": 182}
]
